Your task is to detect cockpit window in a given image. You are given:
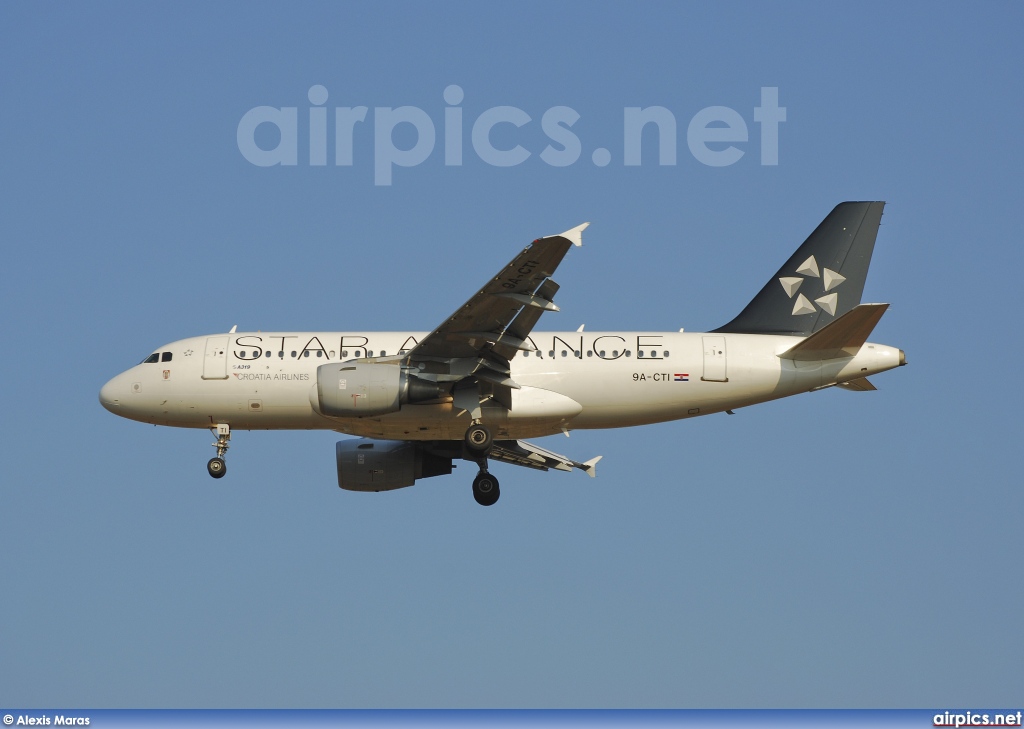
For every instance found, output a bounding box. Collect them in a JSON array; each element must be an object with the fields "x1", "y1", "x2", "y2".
[
  {"x1": 161, "y1": 352, "x2": 173, "y2": 362},
  {"x1": 143, "y1": 353, "x2": 160, "y2": 364}
]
